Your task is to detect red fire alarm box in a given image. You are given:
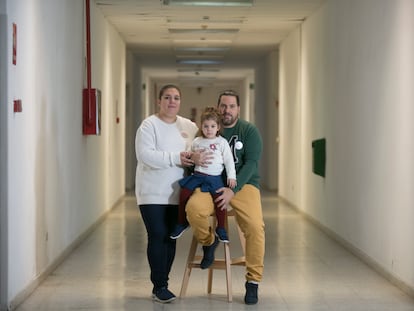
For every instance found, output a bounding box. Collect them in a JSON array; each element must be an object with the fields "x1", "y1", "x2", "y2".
[{"x1": 82, "y1": 88, "x2": 101, "y2": 135}]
